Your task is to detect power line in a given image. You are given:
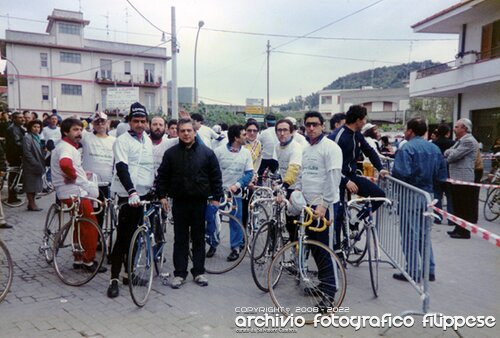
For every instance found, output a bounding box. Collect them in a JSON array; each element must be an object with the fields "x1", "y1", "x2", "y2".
[
  {"x1": 274, "y1": 50, "x2": 401, "y2": 65},
  {"x1": 184, "y1": 26, "x2": 456, "y2": 42},
  {"x1": 125, "y1": 0, "x2": 171, "y2": 35},
  {"x1": 273, "y1": 0, "x2": 386, "y2": 51},
  {"x1": 198, "y1": 95, "x2": 240, "y2": 106}
]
